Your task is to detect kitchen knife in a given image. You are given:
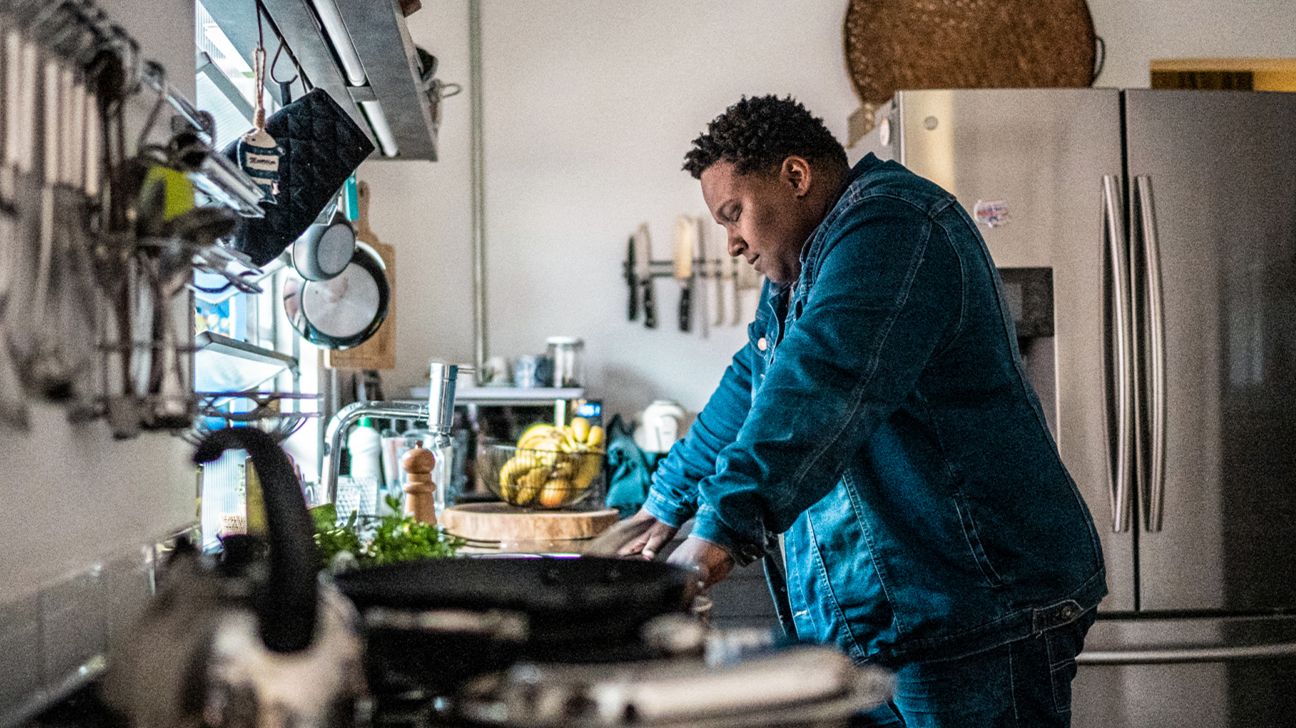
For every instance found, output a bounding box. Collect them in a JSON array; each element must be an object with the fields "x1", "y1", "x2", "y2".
[
  {"x1": 635, "y1": 223, "x2": 656, "y2": 328},
  {"x1": 708, "y1": 221, "x2": 728, "y2": 326},
  {"x1": 624, "y1": 233, "x2": 639, "y2": 321},
  {"x1": 691, "y1": 215, "x2": 708, "y2": 337},
  {"x1": 730, "y1": 250, "x2": 744, "y2": 325},
  {"x1": 672, "y1": 215, "x2": 695, "y2": 332}
]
